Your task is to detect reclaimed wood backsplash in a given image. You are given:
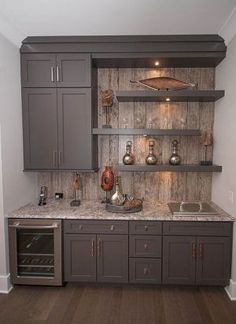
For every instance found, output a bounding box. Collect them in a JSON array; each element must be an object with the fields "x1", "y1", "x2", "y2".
[{"x1": 38, "y1": 68, "x2": 215, "y2": 202}]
